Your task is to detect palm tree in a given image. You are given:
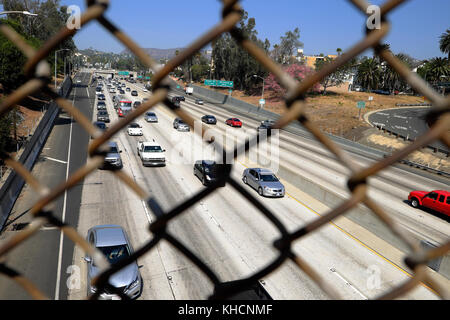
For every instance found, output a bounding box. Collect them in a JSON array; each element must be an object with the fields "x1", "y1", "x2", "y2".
[
  {"x1": 427, "y1": 57, "x2": 450, "y2": 84},
  {"x1": 336, "y1": 48, "x2": 342, "y2": 56},
  {"x1": 356, "y1": 57, "x2": 381, "y2": 91},
  {"x1": 383, "y1": 53, "x2": 412, "y2": 92},
  {"x1": 439, "y1": 29, "x2": 450, "y2": 60}
]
